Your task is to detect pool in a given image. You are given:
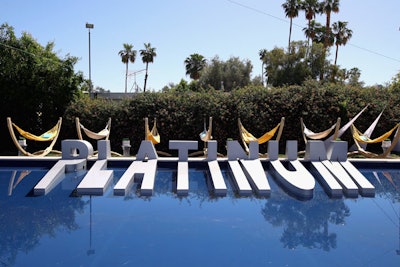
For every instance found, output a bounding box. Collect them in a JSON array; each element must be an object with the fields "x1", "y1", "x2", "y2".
[{"x1": 0, "y1": 160, "x2": 399, "y2": 267}]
